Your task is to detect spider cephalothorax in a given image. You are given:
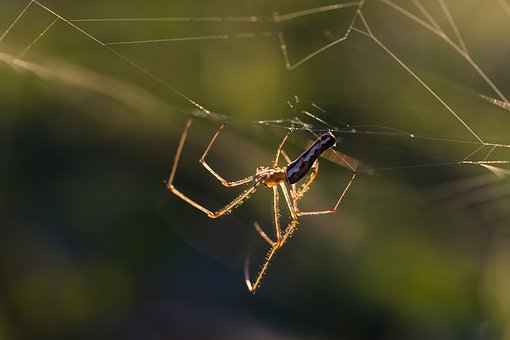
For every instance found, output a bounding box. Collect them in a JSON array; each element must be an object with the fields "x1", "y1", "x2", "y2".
[{"x1": 256, "y1": 166, "x2": 286, "y2": 188}]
